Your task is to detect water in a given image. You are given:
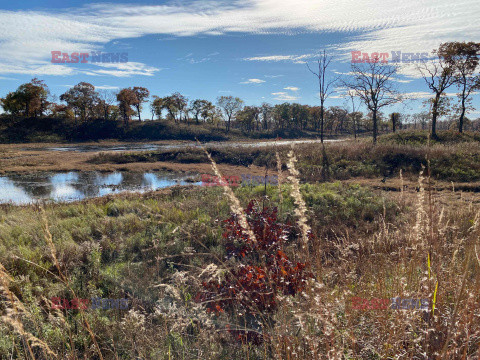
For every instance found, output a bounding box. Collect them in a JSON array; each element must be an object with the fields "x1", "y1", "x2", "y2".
[
  {"x1": 21, "y1": 138, "x2": 341, "y2": 153},
  {"x1": 0, "y1": 171, "x2": 200, "y2": 205}
]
